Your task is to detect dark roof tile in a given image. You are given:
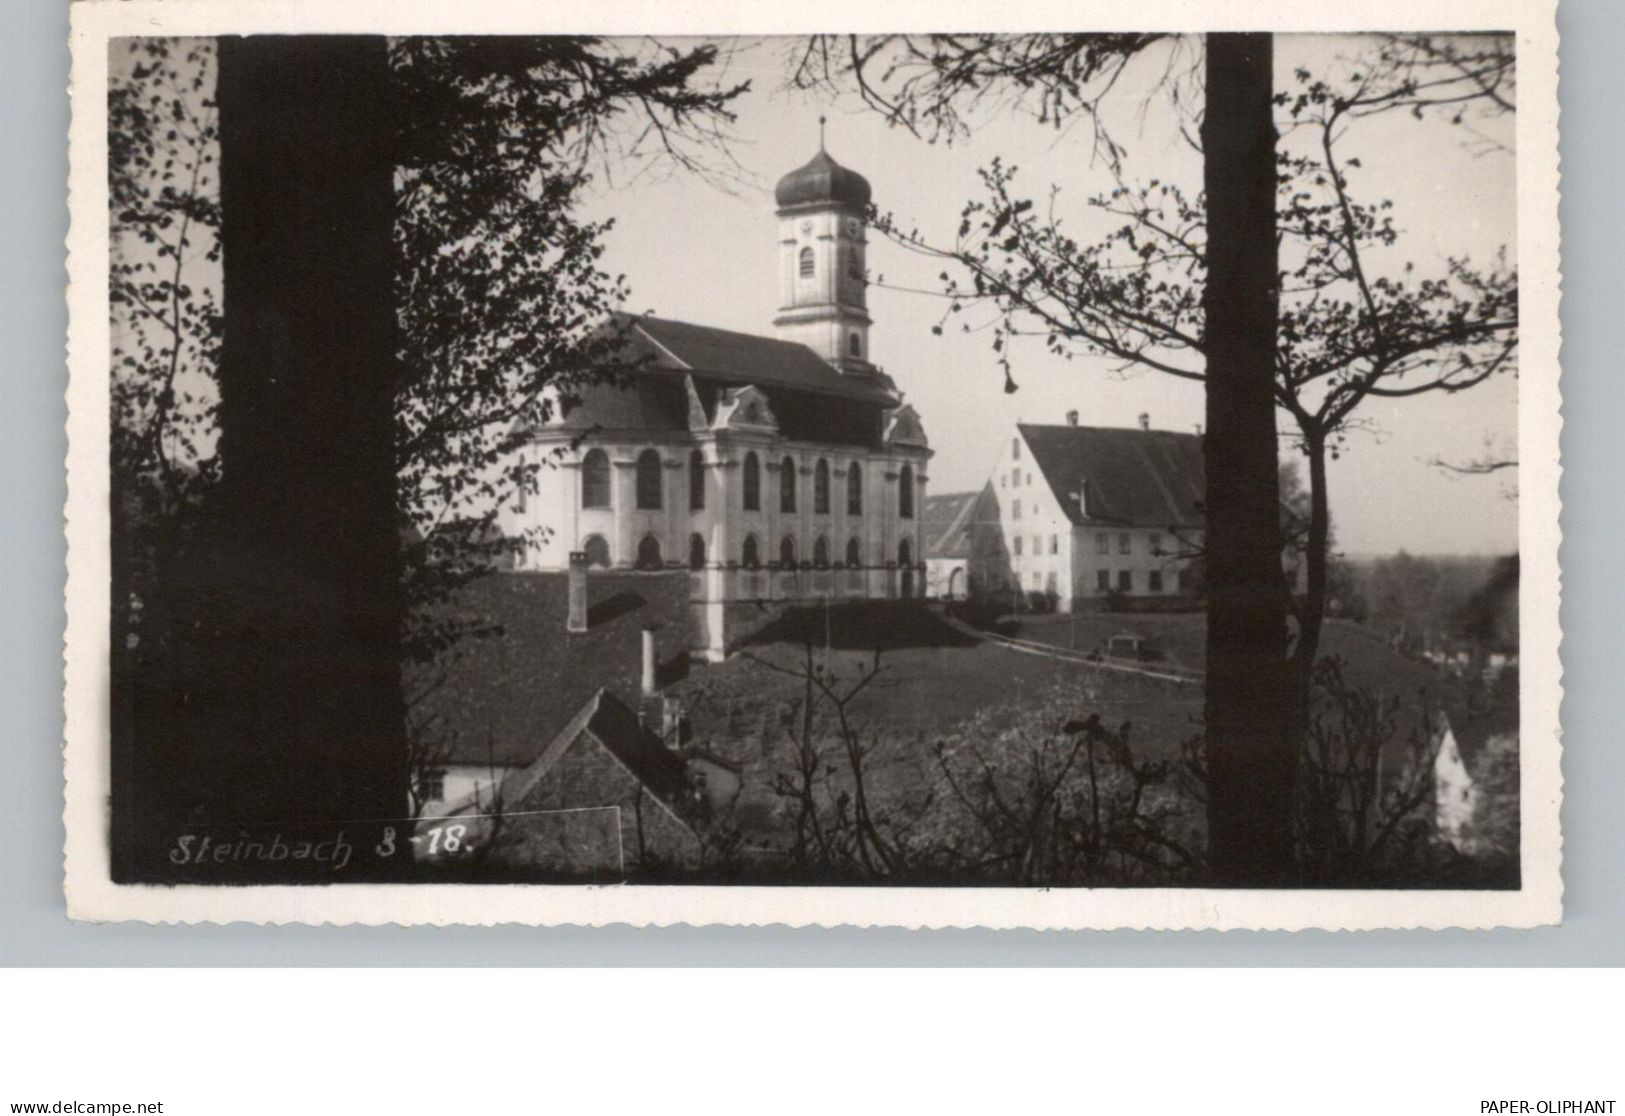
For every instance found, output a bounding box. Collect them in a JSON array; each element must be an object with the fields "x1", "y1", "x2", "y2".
[
  {"x1": 619, "y1": 313, "x2": 898, "y2": 405},
  {"x1": 404, "y1": 571, "x2": 692, "y2": 767},
  {"x1": 1018, "y1": 424, "x2": 1205, "y2": 528},
  {"x1": 922, "y1": 487, "x2": 1000, "y2": 560}
]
